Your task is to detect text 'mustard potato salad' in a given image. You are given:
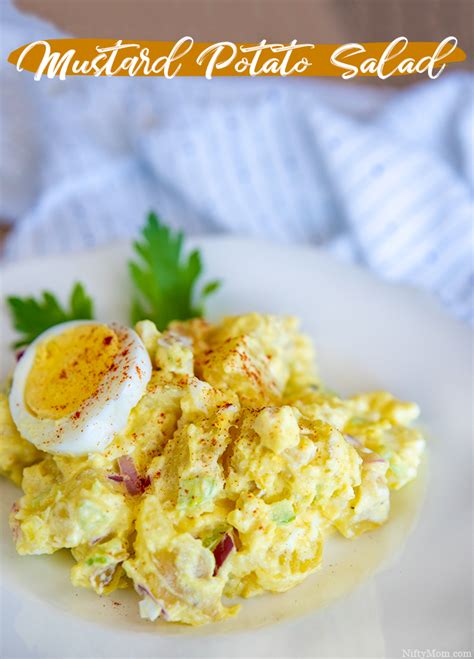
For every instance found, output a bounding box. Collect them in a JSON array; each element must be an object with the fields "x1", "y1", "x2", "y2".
[{"x1": 0, "y1": 313, "x2": 425, "y2": 626}]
